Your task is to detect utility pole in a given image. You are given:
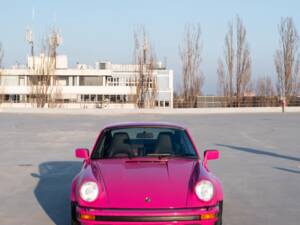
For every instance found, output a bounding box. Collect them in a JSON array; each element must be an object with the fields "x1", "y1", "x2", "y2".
[{"x1": 140, "y1": 35, "x2": 147, "y2": 108}]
